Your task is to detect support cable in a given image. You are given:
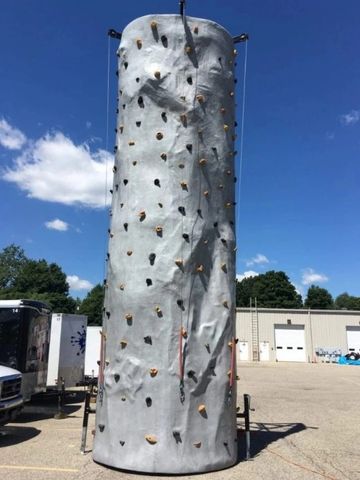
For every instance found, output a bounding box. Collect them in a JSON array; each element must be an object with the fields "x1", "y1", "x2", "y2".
[{"x1": 236, "y1": 39, "x2": 248, "y2": 240}]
